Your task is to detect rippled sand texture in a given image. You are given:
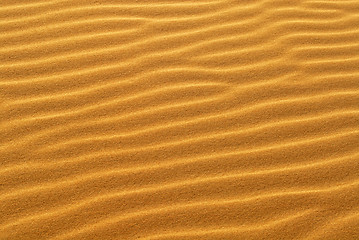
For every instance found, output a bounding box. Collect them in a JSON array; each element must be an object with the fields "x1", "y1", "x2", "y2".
[{"x1": 1, "y1": 0, "x2": 359, "y2": 239}]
